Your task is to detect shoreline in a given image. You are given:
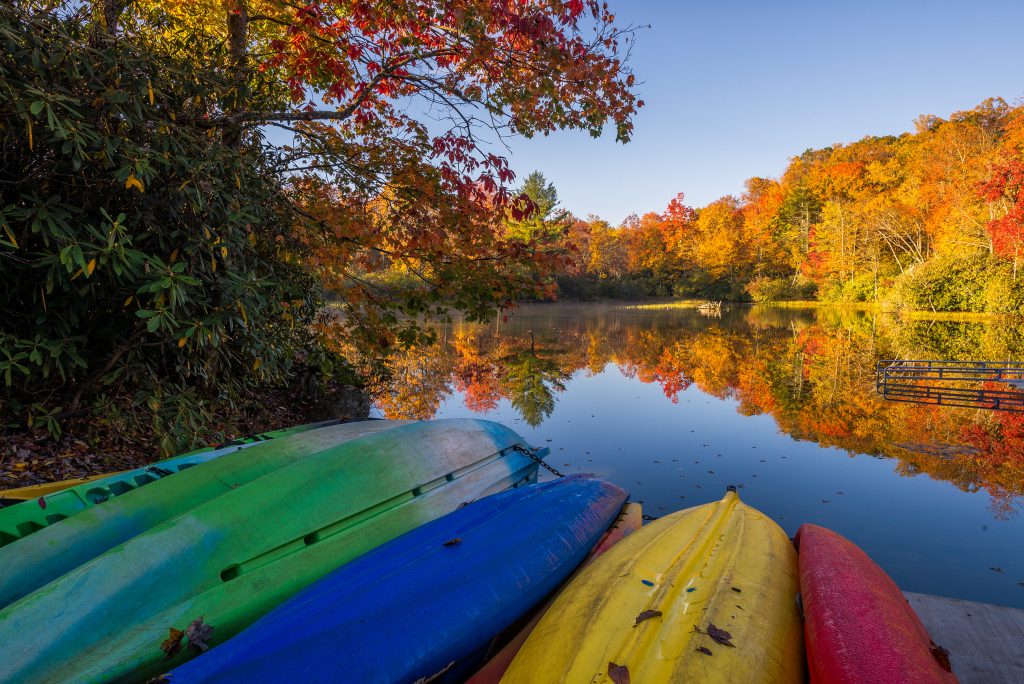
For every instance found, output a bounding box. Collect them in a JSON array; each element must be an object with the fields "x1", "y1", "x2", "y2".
[{"x1": 617, "y1": 300, "x2": 1002, "y2": 321}]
